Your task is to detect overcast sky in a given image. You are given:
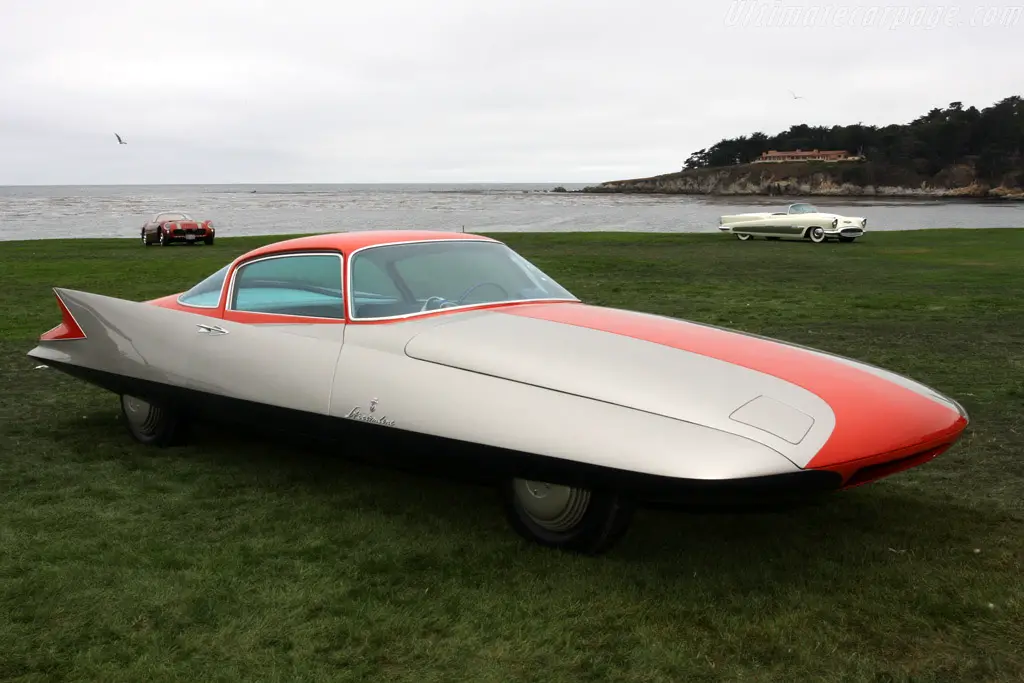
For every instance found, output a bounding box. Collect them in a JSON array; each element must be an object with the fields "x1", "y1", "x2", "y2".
[{"x1": 0, "y1": 0, "x2": 1020, "y2": 185}]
